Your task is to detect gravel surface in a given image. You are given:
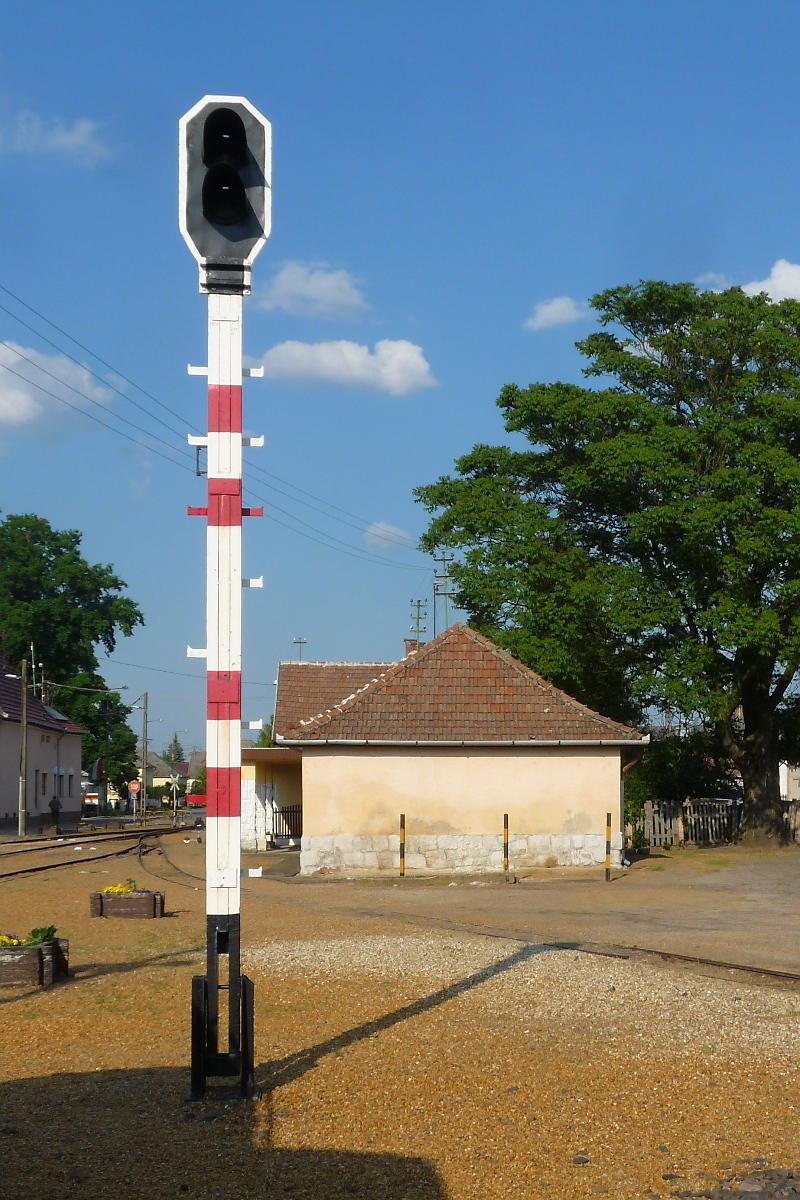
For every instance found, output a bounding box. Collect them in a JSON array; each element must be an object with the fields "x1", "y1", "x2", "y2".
[{"x1": 2, "y1": 839, "x2": 800, "y2": 1199}]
